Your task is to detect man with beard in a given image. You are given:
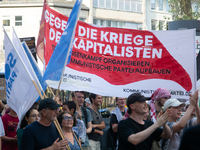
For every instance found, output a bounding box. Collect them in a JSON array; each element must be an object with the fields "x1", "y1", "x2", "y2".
[
  {"x1": 72, "y1": 91, "x2": 92, "y2": 150},
  {"x1": 20, "y1": 98, "x2": 68, "y2": 150},
  {"x1": 87, "y1": 93, "x2": 105, "y2": 150},
  {"x1": 118, "y1": 93, "x2": 171, "y2": 150}
]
